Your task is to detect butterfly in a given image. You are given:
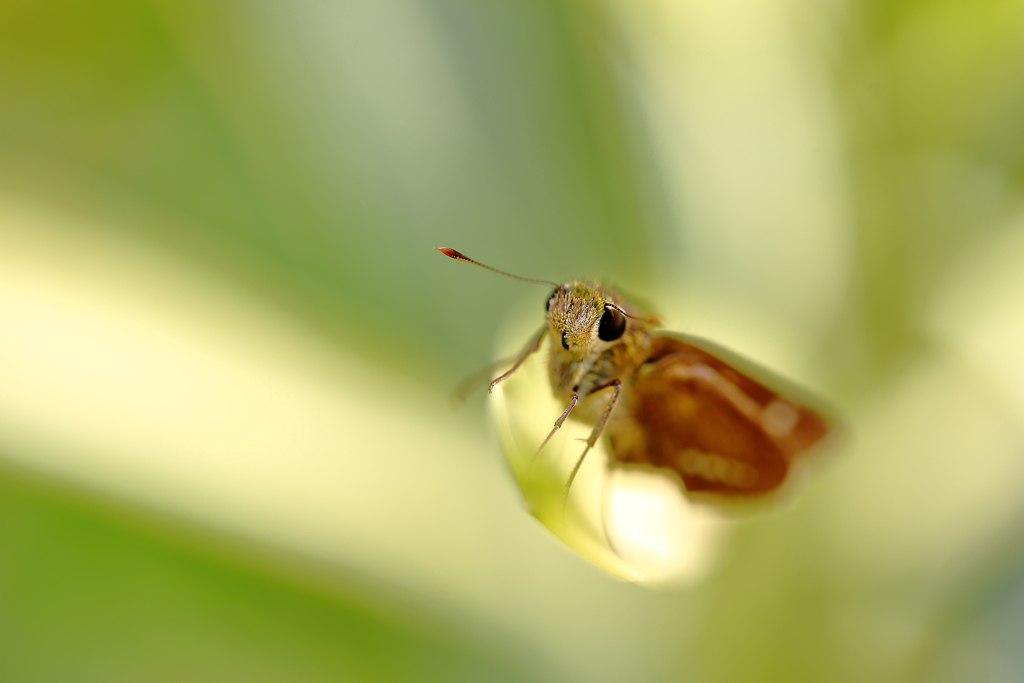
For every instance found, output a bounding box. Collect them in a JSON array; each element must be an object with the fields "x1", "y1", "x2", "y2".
[{"x1": 437, "y1": 247, "x2": 830, "y2": 505}]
